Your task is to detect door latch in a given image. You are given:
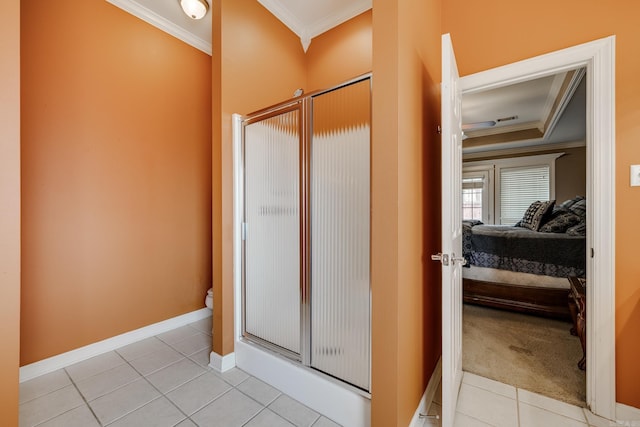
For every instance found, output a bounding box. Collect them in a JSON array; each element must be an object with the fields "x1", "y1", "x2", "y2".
[{"x1": 431, "y1": 253, "x2": 450, "y2": 266}]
